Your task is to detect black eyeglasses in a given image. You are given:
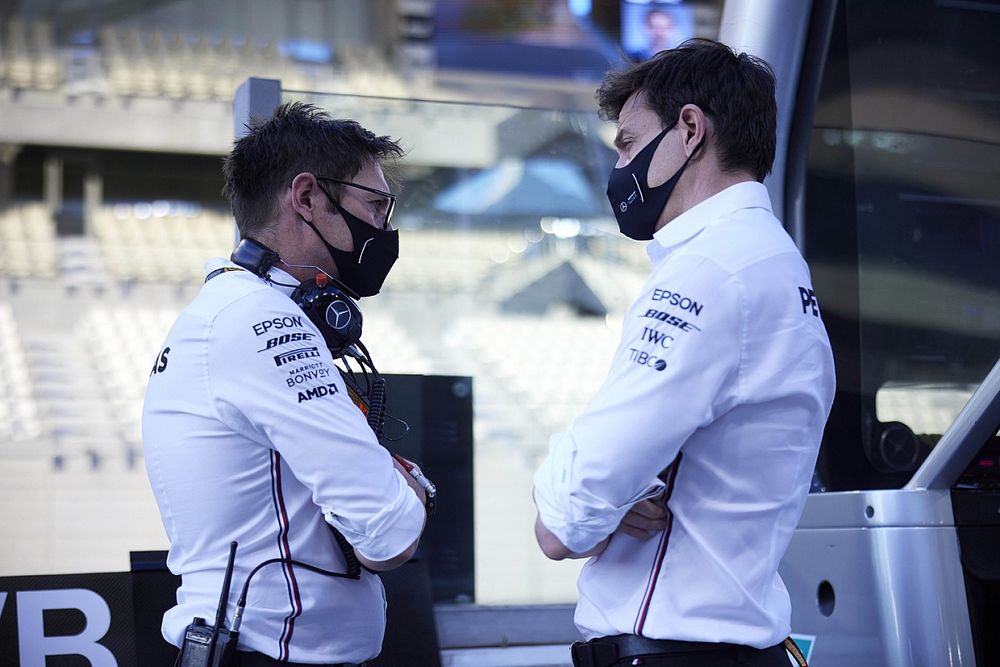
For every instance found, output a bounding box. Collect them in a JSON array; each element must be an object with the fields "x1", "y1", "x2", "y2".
[{"x1": 317, "y1": 177, "x2": 396, "y2": 230}]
